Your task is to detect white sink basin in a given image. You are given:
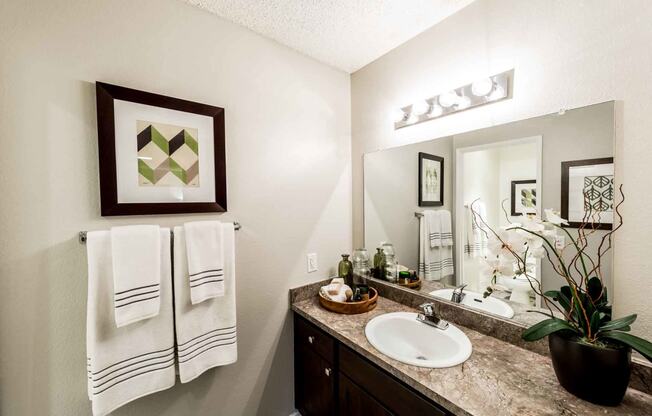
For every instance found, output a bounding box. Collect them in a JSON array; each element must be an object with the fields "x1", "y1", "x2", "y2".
[
  {"x1": 429, "y1": 288, "x2": 515, "y2": 319},
  {"x1": 365, "y1": 312, "x2": 472, "y2": 368}
]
